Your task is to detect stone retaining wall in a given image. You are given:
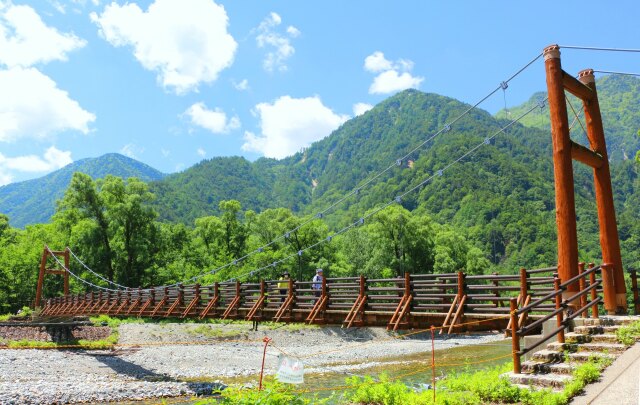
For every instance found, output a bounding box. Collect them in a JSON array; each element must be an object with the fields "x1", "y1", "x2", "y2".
[{"x1": 0, "y1": 326, "x2": 111, "y2": 342}]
